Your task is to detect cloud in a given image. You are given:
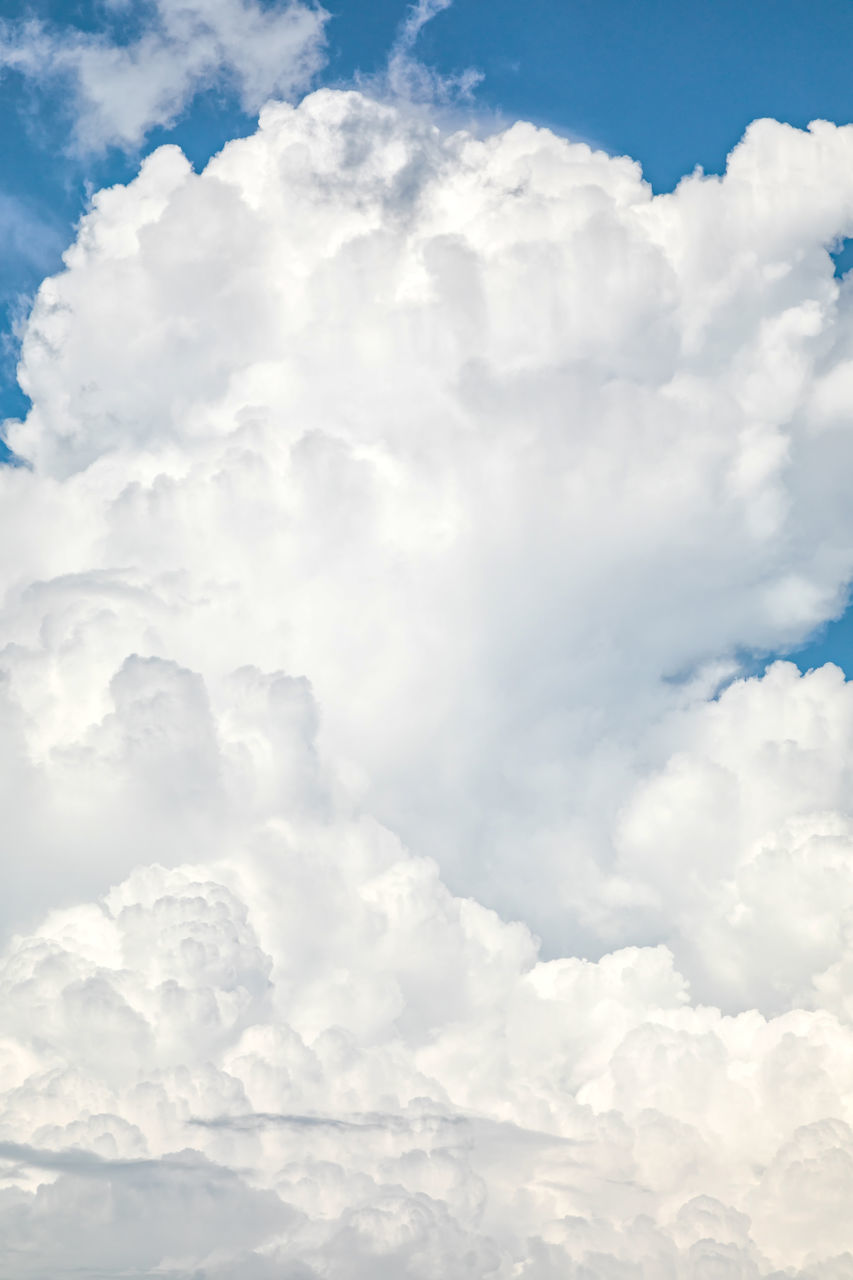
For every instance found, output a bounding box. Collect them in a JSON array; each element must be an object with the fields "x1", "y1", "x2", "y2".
[
  {"x1": 4, "y1": 812, "x2": 853, "y2": 1275},
  {"x1": 611, "y1": 660, "x2": 853, "y2": 1011},
  {"x1": 5, "y1": 89, "x2": 853, "y2": 1275},
  {"x1": 7, "y1": 96, "x2": 853, "y2": 944},
  {"x1": 0, "y1": 0, "x2": 328, "y2": 152},
  {"x1": 385, "y1": 0, "x2": 480, "y2": 104},
  {"x1": 397, "y1": 0, "x2": 455, "y2": 52},
  {"x1": 0, "y1": 1134, "x2": 293, "y2": 1277}
]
